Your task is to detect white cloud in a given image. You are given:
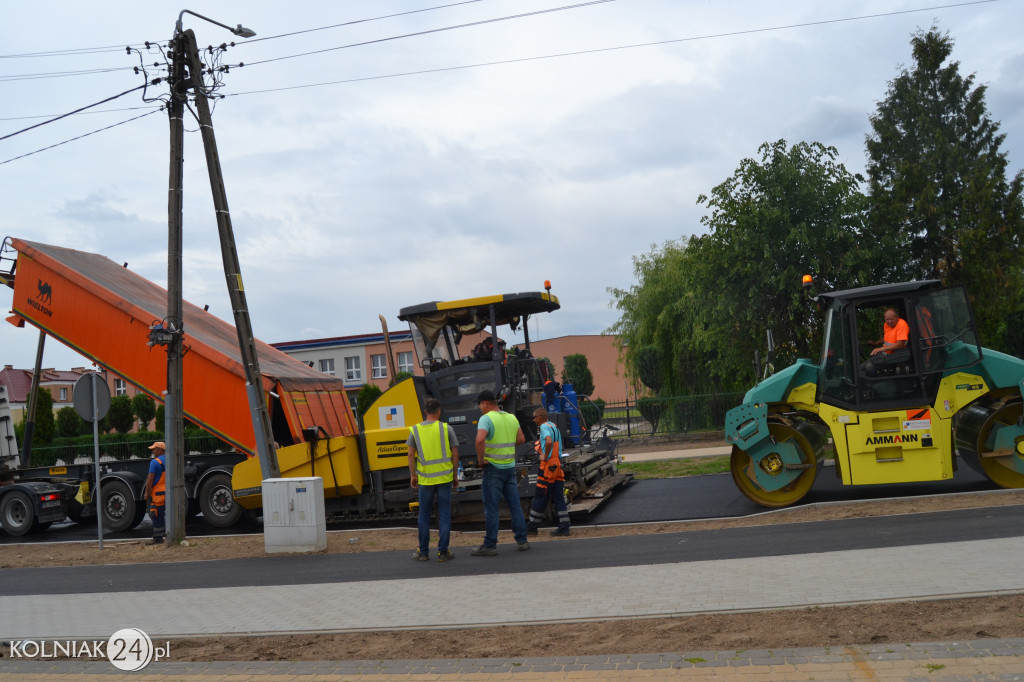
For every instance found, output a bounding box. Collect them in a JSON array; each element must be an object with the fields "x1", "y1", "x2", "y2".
[{"x1": 2, "y1": 0, "x2": 1023, "y2": 372}]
